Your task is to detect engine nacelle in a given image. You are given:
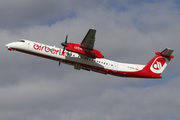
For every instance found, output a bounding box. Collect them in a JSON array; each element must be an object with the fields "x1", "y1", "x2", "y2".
[{"x1": 66, "y1": 43, "x2": 104, "y2": 58}]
